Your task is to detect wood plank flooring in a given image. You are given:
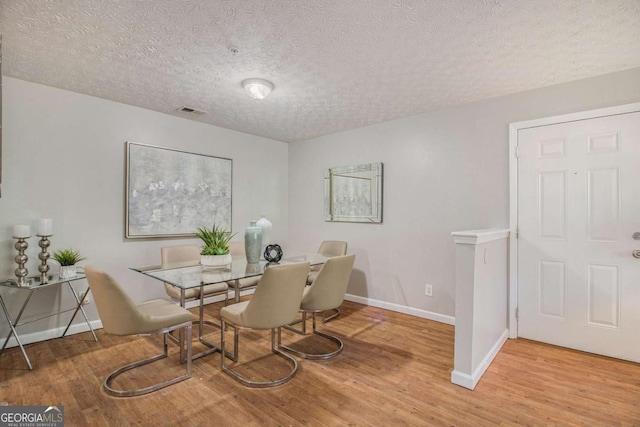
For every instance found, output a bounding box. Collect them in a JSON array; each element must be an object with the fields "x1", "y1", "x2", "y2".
[{"x1": 1, "y1": 300, "x2": 639, "y2": 426}]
